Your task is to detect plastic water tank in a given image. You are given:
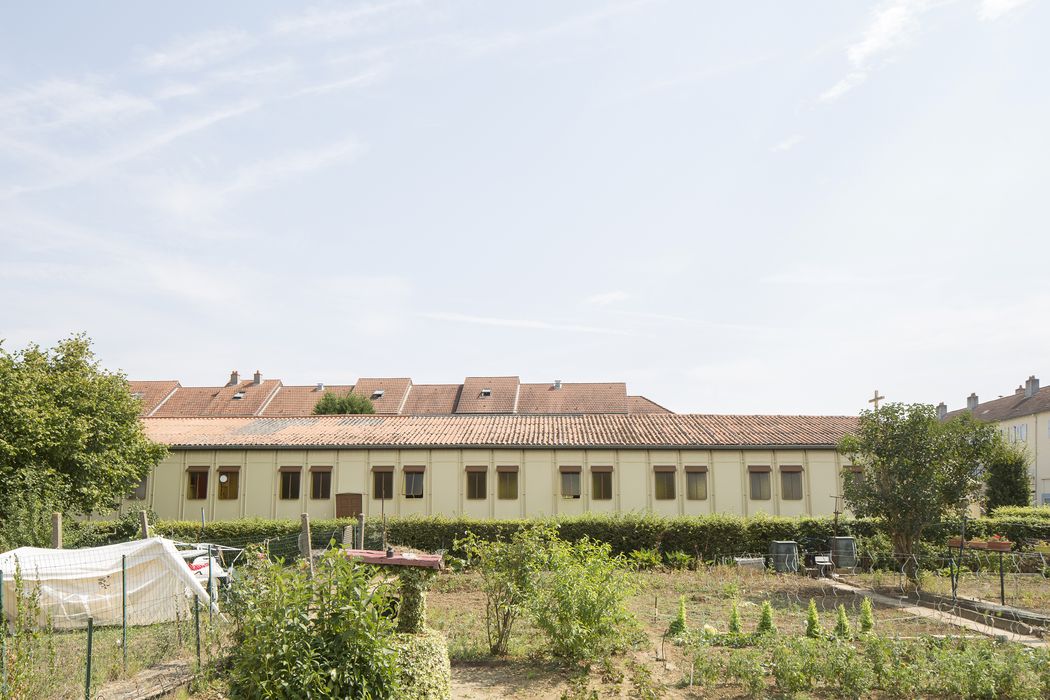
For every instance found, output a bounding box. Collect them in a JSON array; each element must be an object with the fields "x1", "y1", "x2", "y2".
[
  {"x1": 769, "y1": 541, "x2": 799, "y2": 573},
  {"x1": 829, "y1": 536, "x2": 858, "y2": 569}
]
